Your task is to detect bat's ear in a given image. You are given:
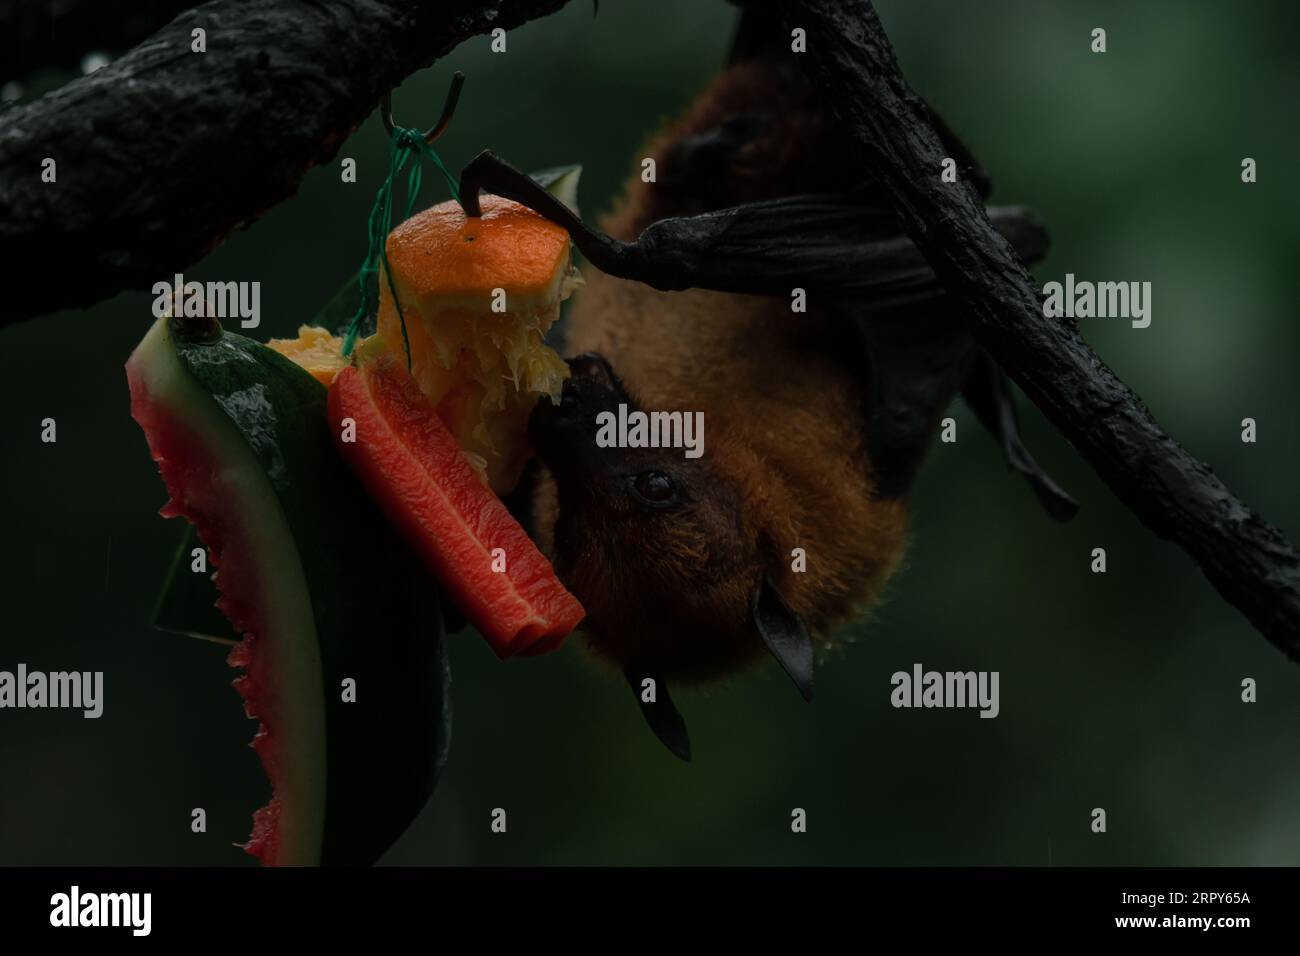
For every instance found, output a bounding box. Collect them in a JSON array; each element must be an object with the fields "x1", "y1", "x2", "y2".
[
  {"x1": 624, "y1": 667, "x2": 691, "y2": 762},
  {"x1": 751, "y1": 574, "x2": 814, "y2": 702}
]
